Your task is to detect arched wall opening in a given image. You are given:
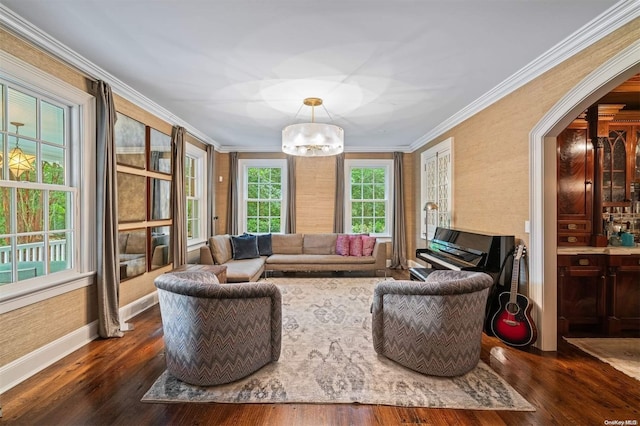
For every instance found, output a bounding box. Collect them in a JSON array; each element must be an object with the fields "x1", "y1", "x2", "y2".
[{"x1": 529, "y1": 40, "x2": 640, "y2": 351}]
